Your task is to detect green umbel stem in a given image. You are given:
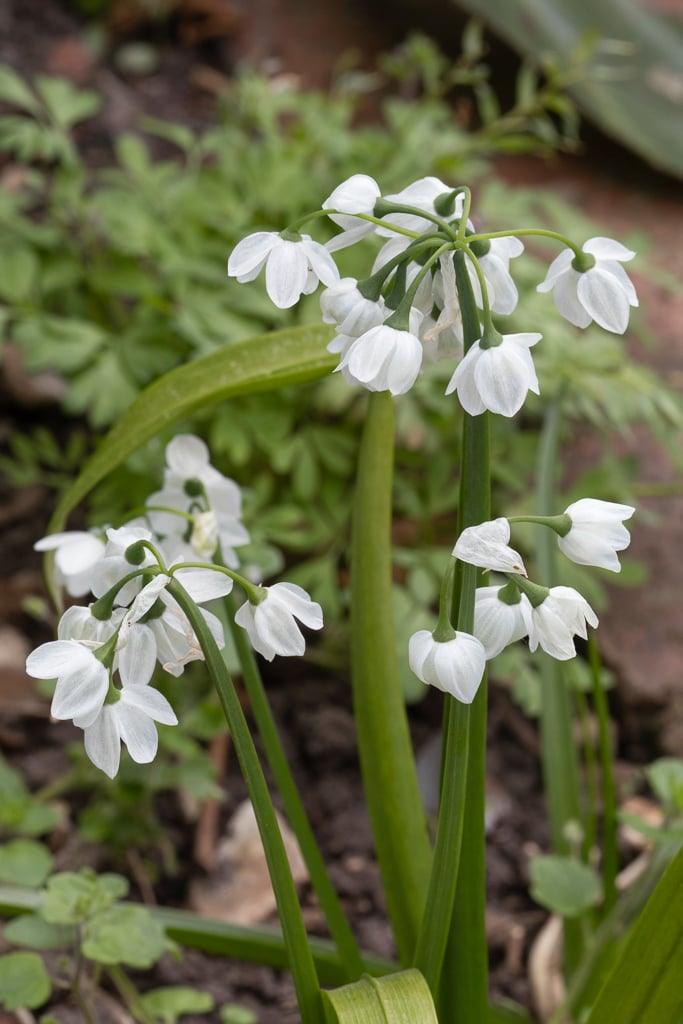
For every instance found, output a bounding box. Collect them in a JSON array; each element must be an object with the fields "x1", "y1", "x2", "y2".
[
  {"x1": 222, "y1": 594, "x2": 364, "y2": 981},
  {"x1": 438, "y1": 247, "x2": 491, "y2": 1023},
  {"x1": 350, "y1": 389, "x2": 432, "y2": 966},
  {"x1": 166, "y1": 579, "x2": 323, "y2": 1024},
  {"x1": 535, "y1": 396, "x2": 584, "y2": 976}
]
